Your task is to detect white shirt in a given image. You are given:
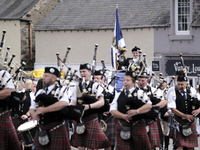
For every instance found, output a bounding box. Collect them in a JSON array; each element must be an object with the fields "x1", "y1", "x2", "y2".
[
  {"x1": 165, "y1": 86, "x2": 174, "y2": 100},
  {"x1": 0, "y1": 70, "x2": 15, "y2": 91},
  {"x1": 71, "y1": 81, "x2": 104, "y2": 103},
  {"x1": 132, "y1": 58, "x2": 138, "y2": 62},
  {"x1": 168, "y1": 87, "x2": 196, "y2": 109}
]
